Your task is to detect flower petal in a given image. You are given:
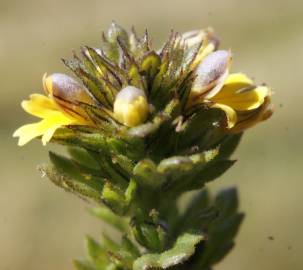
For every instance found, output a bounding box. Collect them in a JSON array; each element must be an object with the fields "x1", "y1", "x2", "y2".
[
  {"x1": 41, "y1": 124, "x2": 62, "y2": 145},
  {"x1": 223, "y1": 73, "x2": 253, "y2": 87},
  {"x1": 13, "y1": 111, "x2": 78, "y2": 146},
  {"x1": 212, "y1": 73, "x2": 270, "y2": 111},
  {"x1": 13, "y1": 120, "x2": 53, "y2": 146},
  {"x1": 212, "y1": 103, "x2": 237, "y2": 129},
  {"x1": 181, "y1": 29, "x2": 220, "y2": 70},
  {"x1": 21, "y1": 94, "x2": 60, "y2": 118},
  {"x1": 191, "y1": 50, "x2": 232, "y2": 99},
  {"x1": 229, "y1": 97, "x2": 273, "y2": 133}
]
